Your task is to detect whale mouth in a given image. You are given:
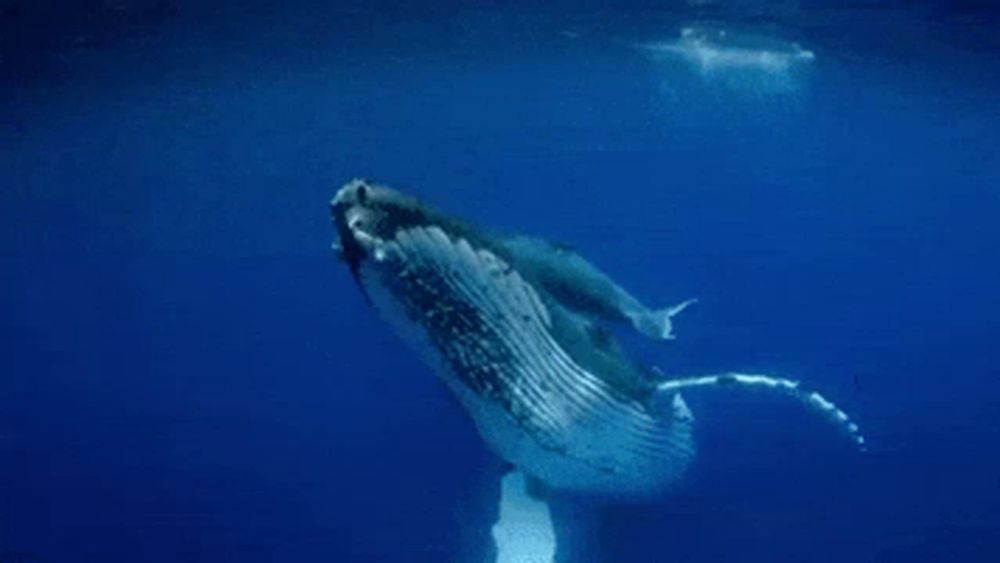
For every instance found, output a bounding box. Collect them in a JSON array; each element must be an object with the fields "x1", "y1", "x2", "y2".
[
  {"x1": 346, "y1": 212, "x2": 379, "y2": 248},
  {"x1": 330, "y1": 226, "x2": 376, "y2": 263},
  {"x1": 330, "y1": 193, "x2": 371, "y2": 272},
  {"x1": 330, "y1": 179, "x2": 402, "y2": 276}
]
